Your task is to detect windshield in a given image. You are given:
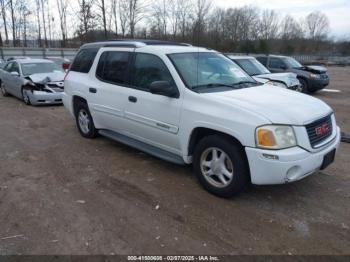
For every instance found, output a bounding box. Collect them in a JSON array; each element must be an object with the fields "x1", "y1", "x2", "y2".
[
  {"x1": 282, "y1": 57, "x2": 302, "y2": 69},
  {"x1": 233, "y1": 58, "x2": 270, "y2": 76},
  {"x1": 21, "y1": 62, "x2": 63, "y2": 76},
  {"x1": 168, "y1": 52, "x2": 256, "y2": 90}
]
